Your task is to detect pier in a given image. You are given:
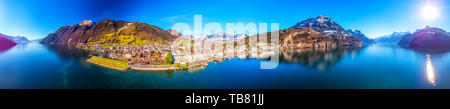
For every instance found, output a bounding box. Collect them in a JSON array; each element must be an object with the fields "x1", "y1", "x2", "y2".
[{"x1": 86, "y1": 56, "x2": 130, "y2": 71}]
